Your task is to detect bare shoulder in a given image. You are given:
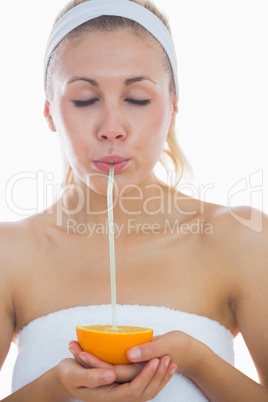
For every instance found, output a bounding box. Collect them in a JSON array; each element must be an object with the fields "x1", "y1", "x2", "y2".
[
  {"x1": 0, "y1": 217, "x2": 43, "y2": 364},
  {"x1": 0, "y1": 215, "x2": 51, "y2": 264},
  {"x1": 209, "y1": 202, "x2": 266, "y2": 252},
  {"x1": 203, "y1": 203, "x2": 268, "y2": 384},
  {"x1": 0, "y1": 215, "x2": 56, "y2": 311},
  {"x1": 0, "y1": 219, "x2": 31, "y2": 277},
  {"x1": 201, "y1": 202, "x2": 267, "y2": 277},
  {"x1": 0, "y1": 214, "x2": 58, "y2": 292},
  {"x1": 175, "y1": 193, "x2": 266, "y2": 261}
]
